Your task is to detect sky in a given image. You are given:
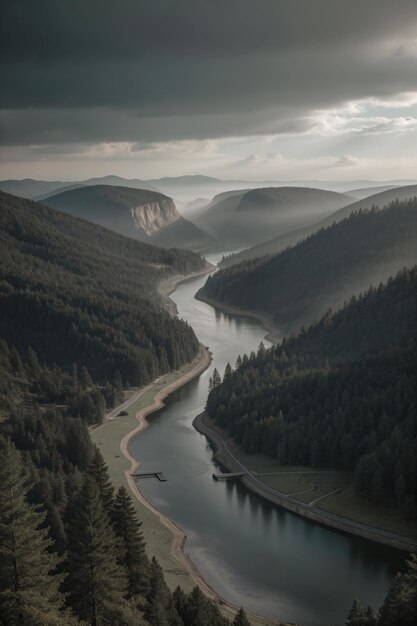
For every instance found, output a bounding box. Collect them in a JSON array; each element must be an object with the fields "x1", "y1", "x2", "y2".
[{"x1": 1, "y1": 0, "x2": 417, "y2": 182}]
